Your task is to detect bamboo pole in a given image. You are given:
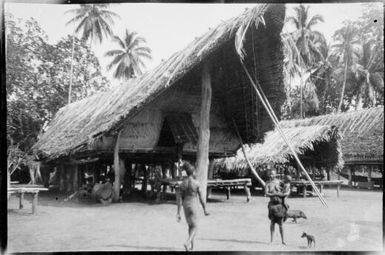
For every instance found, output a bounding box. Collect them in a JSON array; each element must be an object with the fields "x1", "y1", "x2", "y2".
[
  {"x1": 196, "y1": 61, "x2": 212, "y2": 203},
  {"x1": 232, "y1": 119, "x2": 265, "y2": 188},
  {"x1": 113, "y1": 130, "x2": 122, "y2": 202},
  {"x1": 239, "y1": 61, "x2": 328, "y2": 207}
]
